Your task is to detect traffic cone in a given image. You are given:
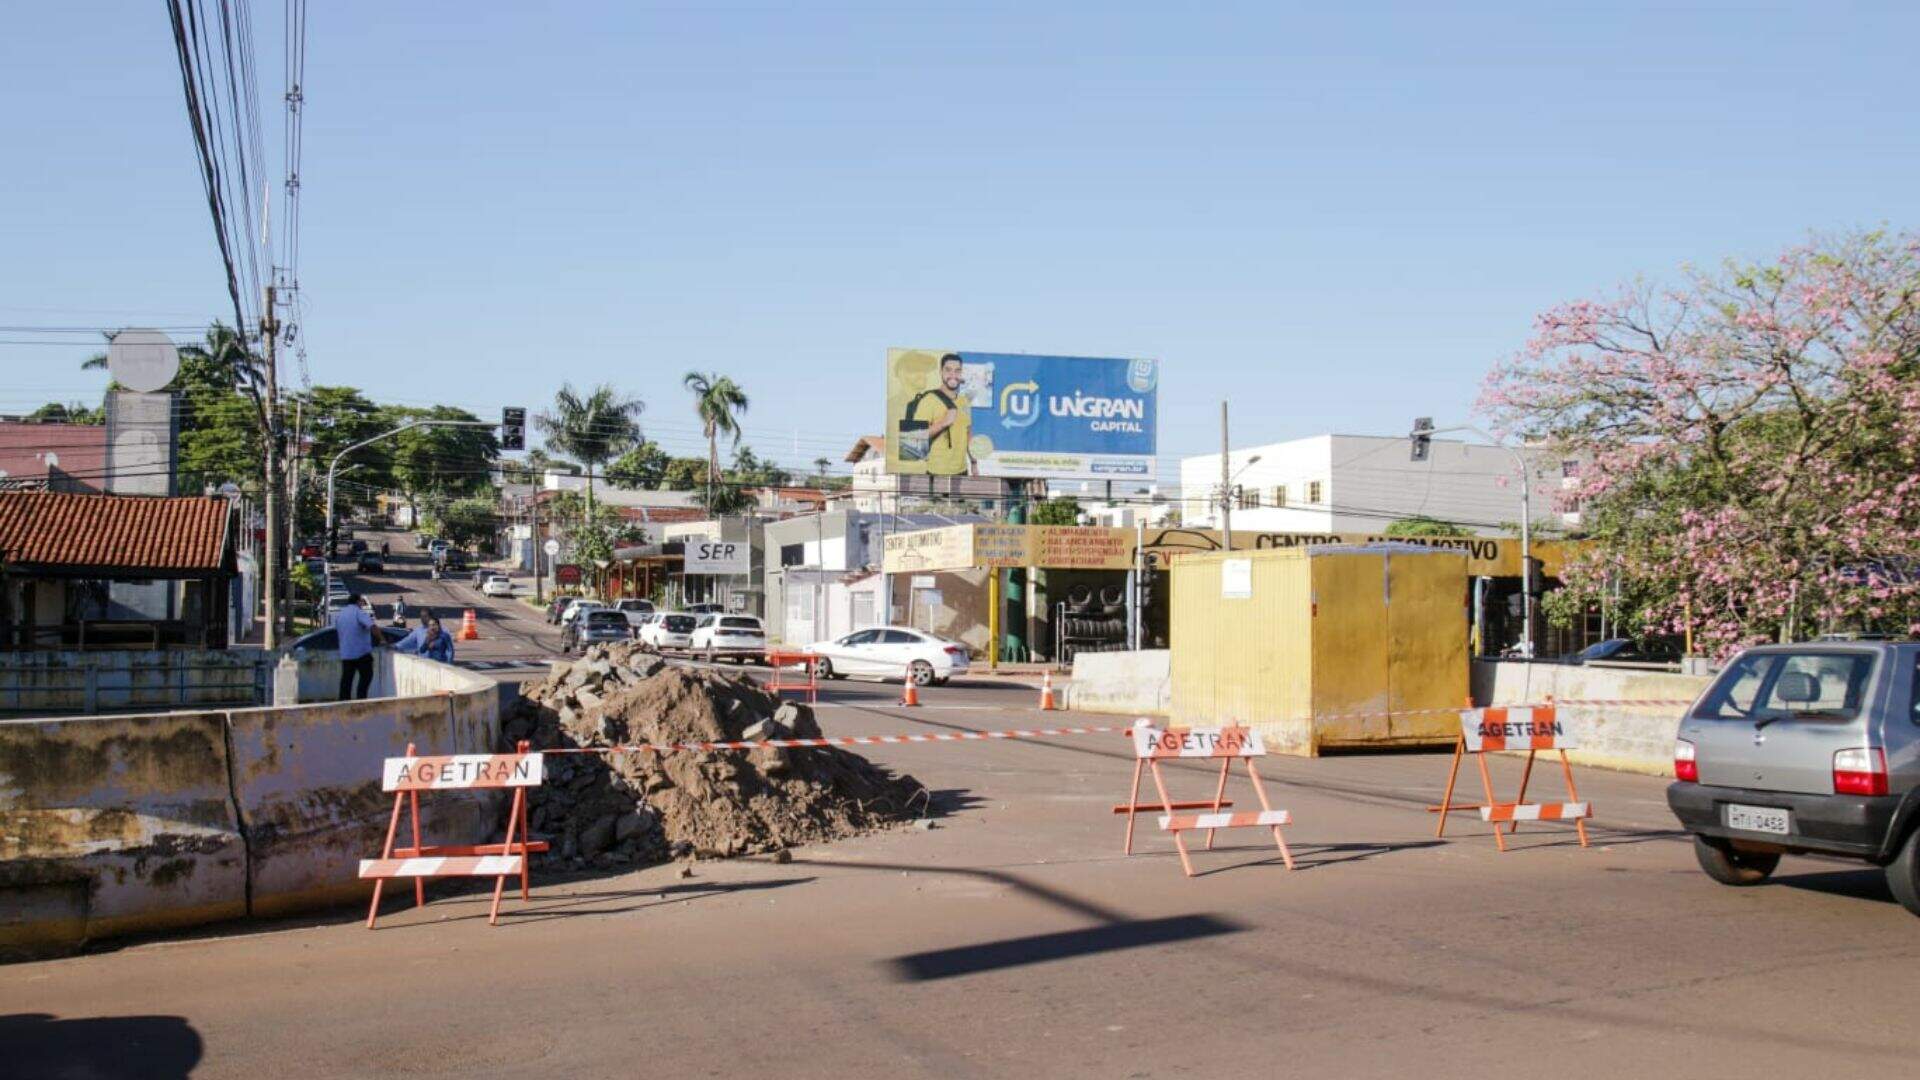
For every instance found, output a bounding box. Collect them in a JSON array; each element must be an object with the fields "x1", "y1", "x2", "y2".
[
  {"x1": 899, "y1": 678, "x2": 920, "y2": 707},
  {"x1": 1038, "y1": 670, "x2": 1057, "y2": 711},
  {"x1": 458, "y1": 609, "x2": 479, "y2": 641}
]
